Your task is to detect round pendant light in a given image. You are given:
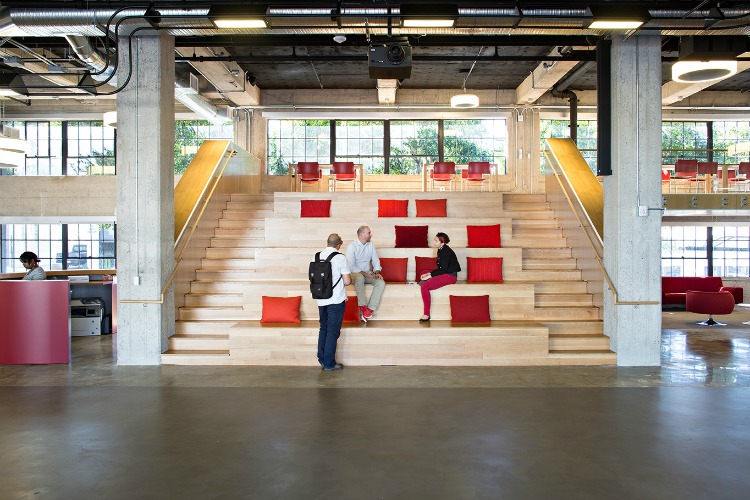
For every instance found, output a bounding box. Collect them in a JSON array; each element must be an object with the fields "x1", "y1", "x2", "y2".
[
  {"x1": 672, "y1": 60, "x2": 737, "y2": 83},
  {"x1": 450, "y1": 93, "x2": 479, "y2": 108}
]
